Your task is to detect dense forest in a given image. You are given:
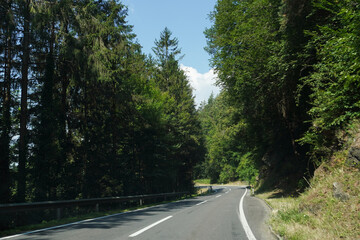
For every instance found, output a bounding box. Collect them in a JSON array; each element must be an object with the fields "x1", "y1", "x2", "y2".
[
  {"x1": 0, "y1": 0, "x2": 203, "y2": 204},
  {"x1": 197, "y1": 0, "x2": 360, "y2": 190},
  {"x1": 1, "y1": 0, "x2": 359, "y2": 205}
]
